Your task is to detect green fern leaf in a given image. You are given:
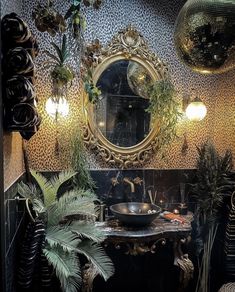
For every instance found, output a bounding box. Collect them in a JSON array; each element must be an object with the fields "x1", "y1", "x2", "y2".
[
  {"x1": 30, "y1": 170, "x2": 56, "y2": 207},
  {"x1": 76, "y1": 240, "x2": 114, "y2": 281},
  {"x1": 70, "y1": 221, "x2": 106, "y2": 243},
  {"x1": 56, "y1": 190, "x2": 97, "y2": 219},
  {"x1": 18, "y1": 181, "x2": 35, "y2": 198},
  {"x1": 46, "y1": 226, "x2": 81, "y2": 251},
  {"x1": 48, "y1": 171, "x2": 77, "y2": 203},
  {"x1": 43, "y1": 247, "x2": 81, "y2": 292}
]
